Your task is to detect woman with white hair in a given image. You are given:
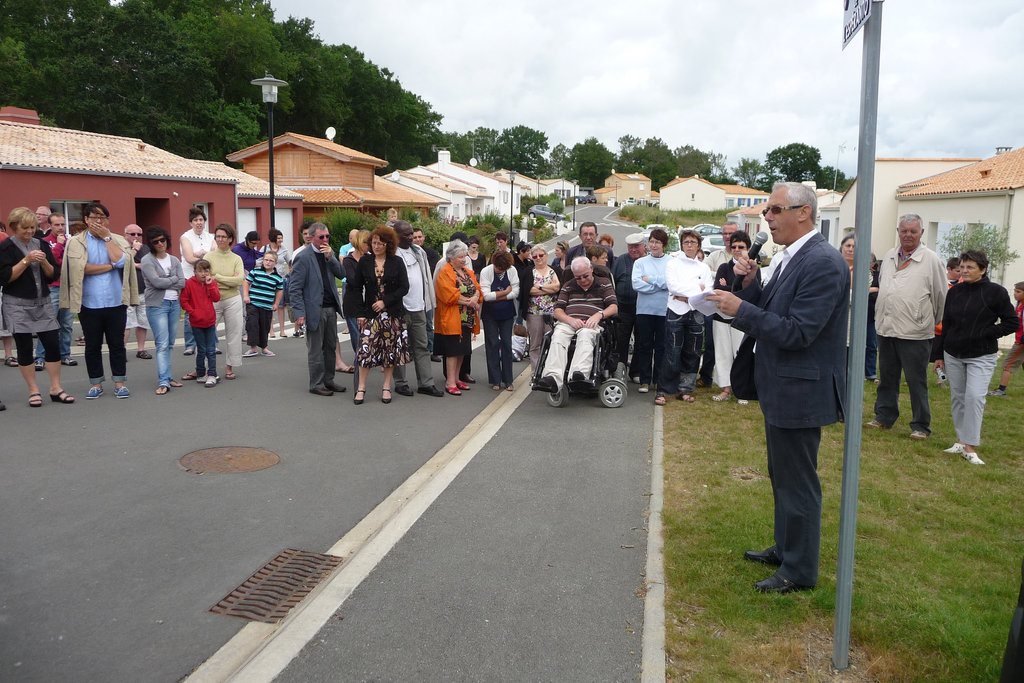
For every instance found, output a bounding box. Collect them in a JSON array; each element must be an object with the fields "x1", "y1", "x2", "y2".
[{"x1": 433, "y1": 240, "x2": 480, "y2": 396}]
